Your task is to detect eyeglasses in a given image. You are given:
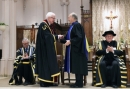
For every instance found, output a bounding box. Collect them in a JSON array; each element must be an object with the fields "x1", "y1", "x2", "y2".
[{"x1": 51, "y1": 17, "x2": 56, "y2": 19}]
